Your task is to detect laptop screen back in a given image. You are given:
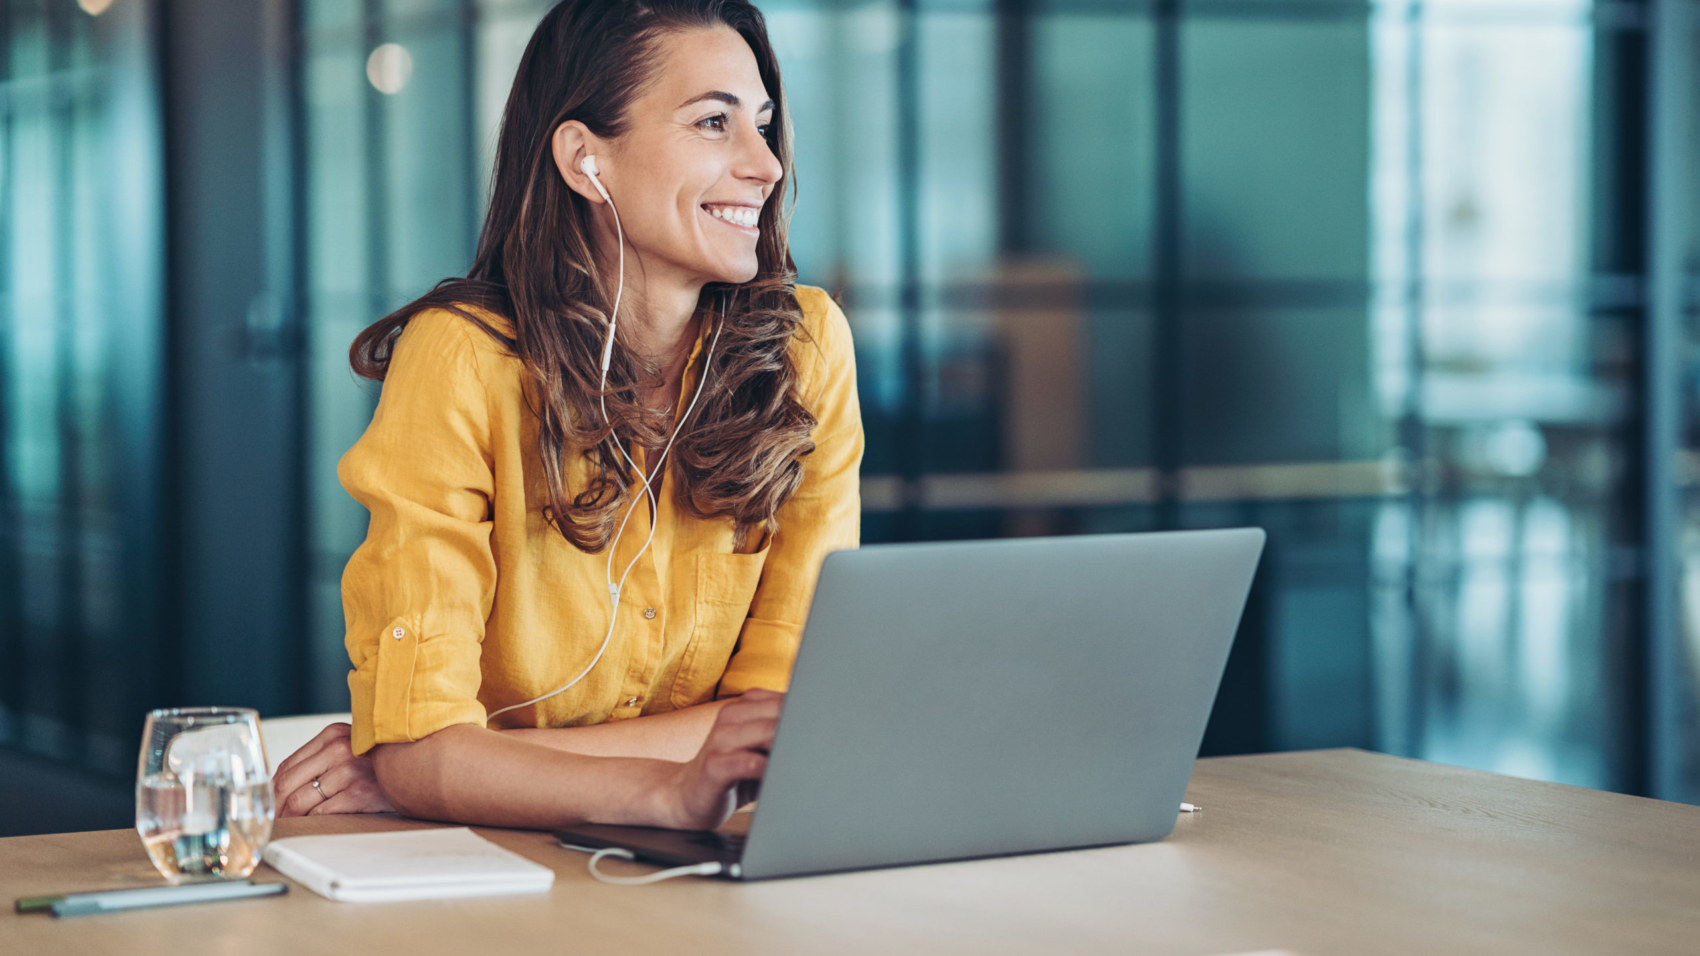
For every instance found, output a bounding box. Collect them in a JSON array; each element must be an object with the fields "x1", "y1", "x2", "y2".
[{"x1": 737, "y1": 528, "x2": 1265, "y2": 880}]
